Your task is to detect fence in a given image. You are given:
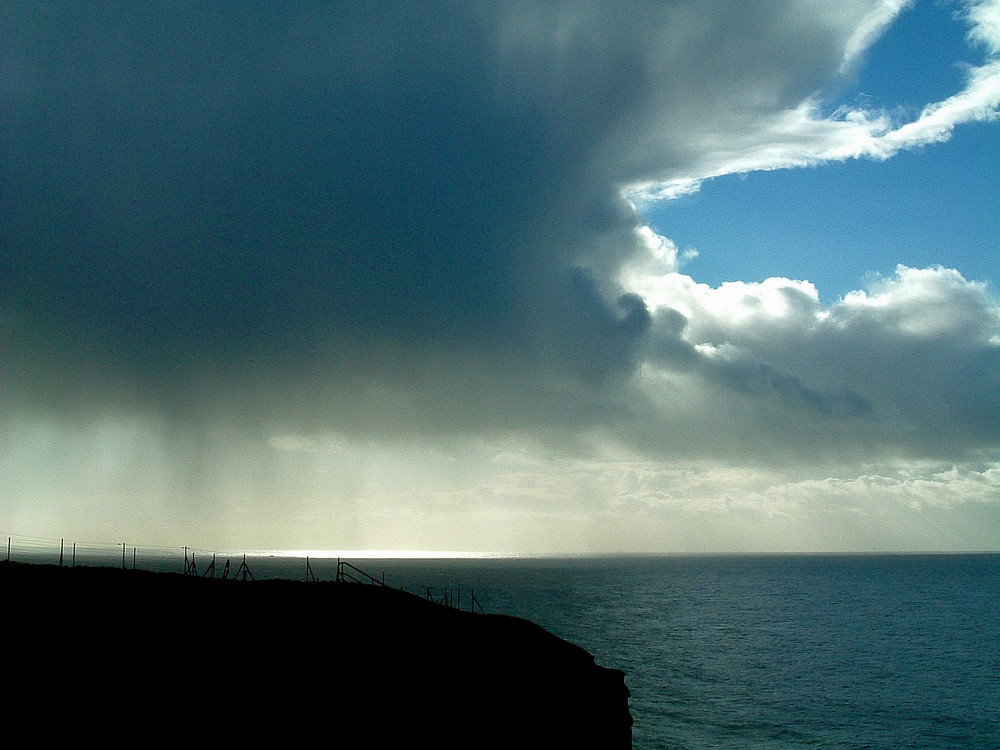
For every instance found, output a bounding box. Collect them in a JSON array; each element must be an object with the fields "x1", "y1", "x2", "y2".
[
  {"x1": 3, "y1": 532, "x2": 183, "y2": 573},
  {"x1": 1, "y1": 532, "x2": 487, "y2": 613}
]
